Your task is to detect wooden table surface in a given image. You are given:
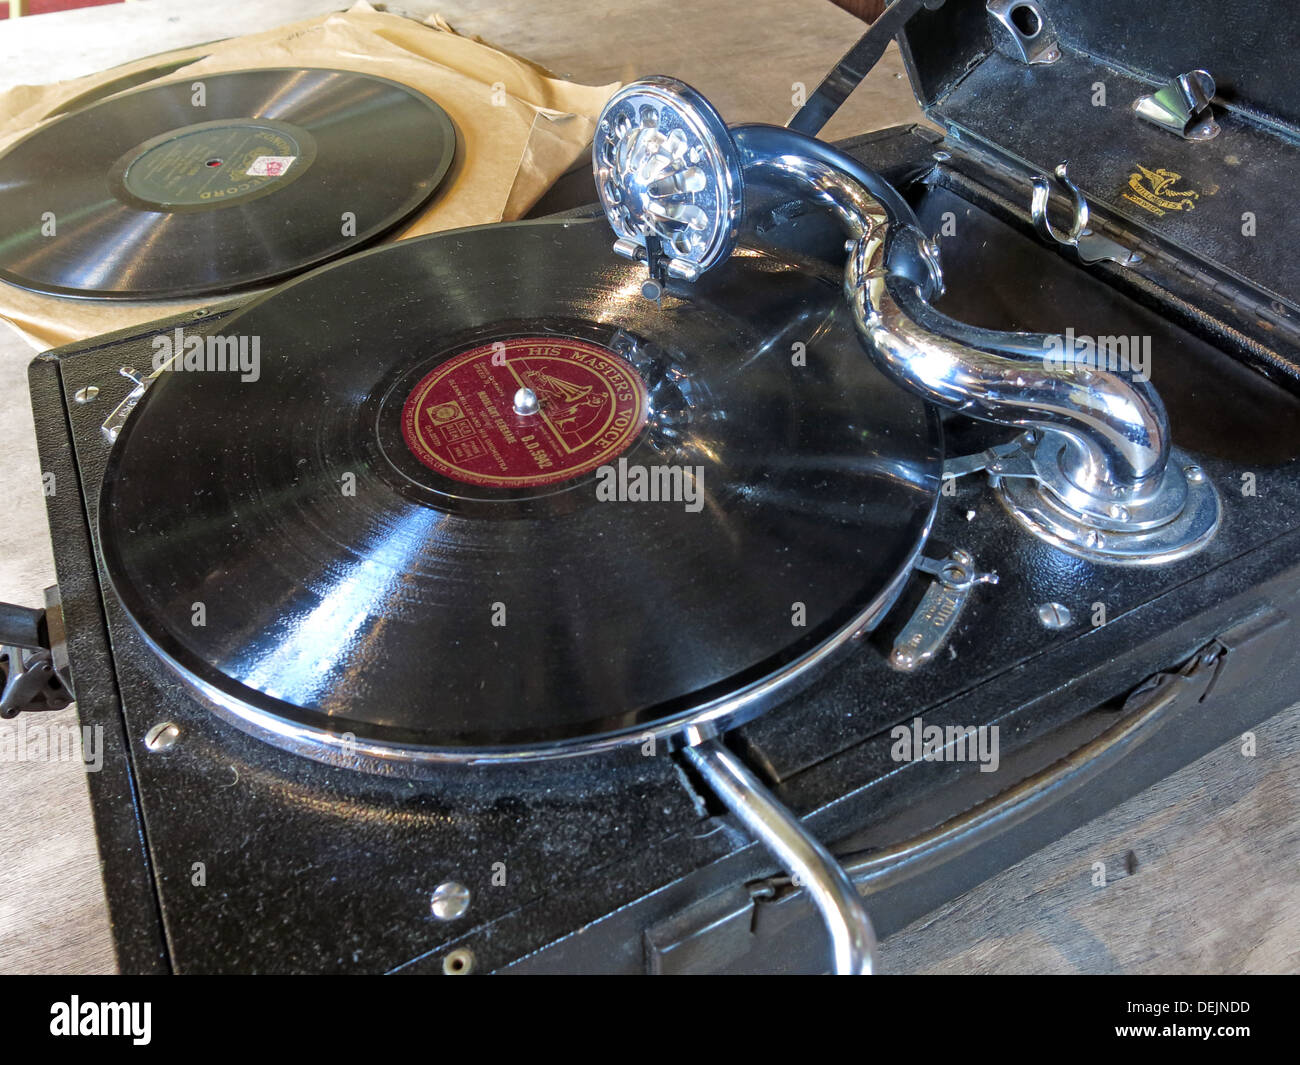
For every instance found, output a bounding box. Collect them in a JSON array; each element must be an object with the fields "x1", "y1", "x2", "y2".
[{"x1": 0, "y1": 0, "x2": 1295, "y2": 975}]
